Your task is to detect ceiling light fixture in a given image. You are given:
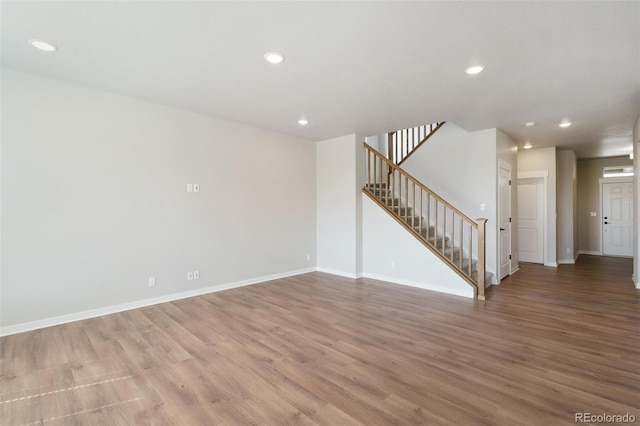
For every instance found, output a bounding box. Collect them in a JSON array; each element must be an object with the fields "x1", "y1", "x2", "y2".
[
  {"x1": 297, "y1": 119, "x2": 309, "y2": 126},
  {"x1": 524, "y1": 121, "x2": 536, "y2": 127},
  {"x1": 464, "y1": 65, "x2": 485, "y2": 75},
  {"x1": 559, "y1": 121, "x2": 572, "y2": 128},
  {"x1": 524, "y1": 143, "x2": 532, "y2": 150},
  {"x1": 264, "y1": 52, "x2": 285, "y2": 64},
  {"x1": 28, "y1": 39, "x2": 57, "y2": 52}
]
